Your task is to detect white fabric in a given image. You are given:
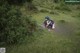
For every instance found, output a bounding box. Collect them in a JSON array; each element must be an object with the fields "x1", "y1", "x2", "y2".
[
  {"x1": 46, "y1": 21, "x2": 51, "y2": 26},
  {"x1": 52, "y1": 23, "x2": 55, "y2": 29}
]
